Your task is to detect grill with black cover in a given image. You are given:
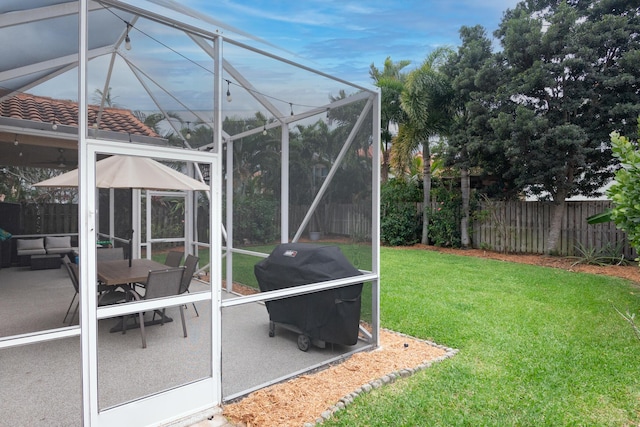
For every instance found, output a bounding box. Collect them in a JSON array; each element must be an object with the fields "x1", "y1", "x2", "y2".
[{"x1": 254, "y1": 243, "x2": 363, "y2": 351}]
